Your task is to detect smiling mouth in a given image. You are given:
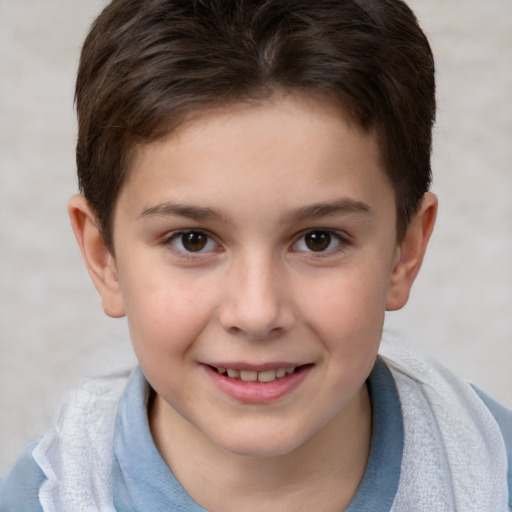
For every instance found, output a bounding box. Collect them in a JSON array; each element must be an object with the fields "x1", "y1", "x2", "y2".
[{"x1": 209, "y1": 365, "x2": 305, "y2": 383}]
